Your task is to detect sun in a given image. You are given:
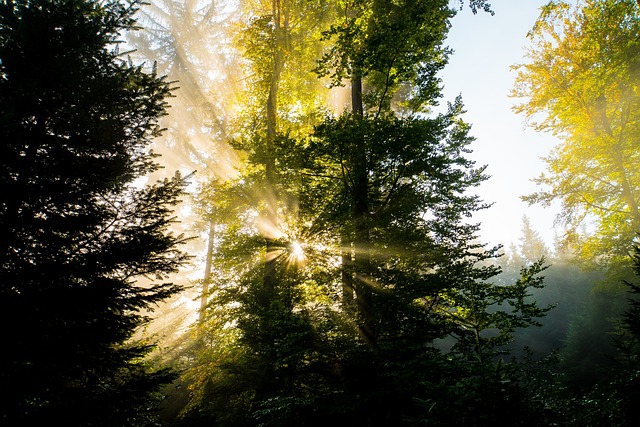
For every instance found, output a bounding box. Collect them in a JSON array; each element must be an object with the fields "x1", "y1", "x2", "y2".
[
  {"x1": 283, "y1": 240, "x2": 307, "y2": 268},
  {"x1": 291, "y1": 241, "x2": 305, "y2": 259}
]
